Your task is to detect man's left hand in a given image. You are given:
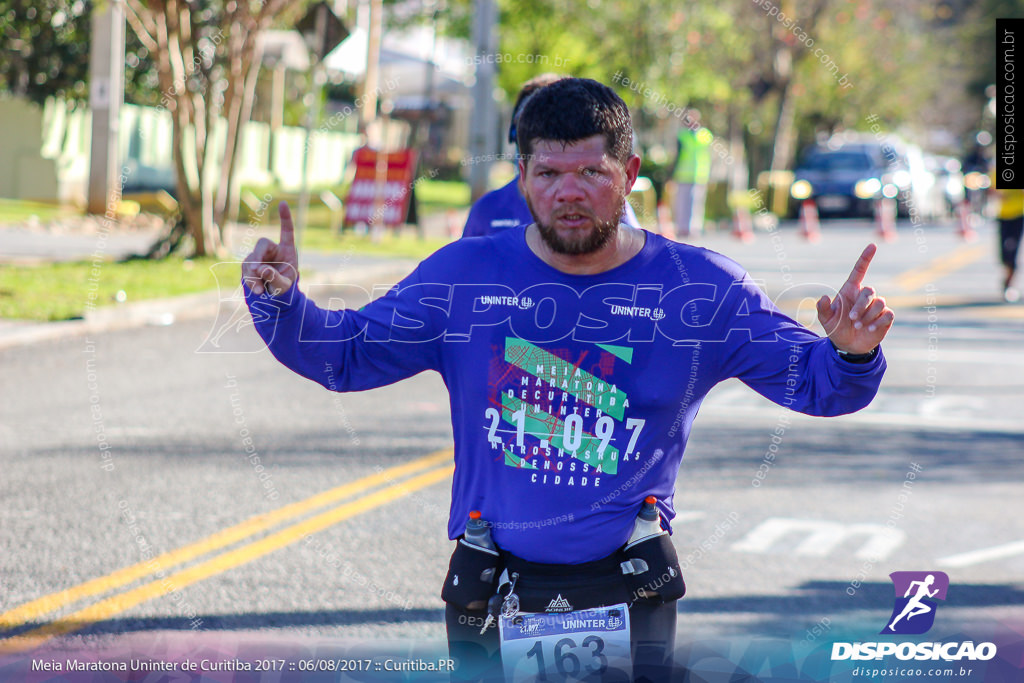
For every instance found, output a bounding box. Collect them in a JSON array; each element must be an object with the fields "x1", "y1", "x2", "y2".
[{"x1": 816, "y1": 243, "x2": 895, "y2": 355}]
